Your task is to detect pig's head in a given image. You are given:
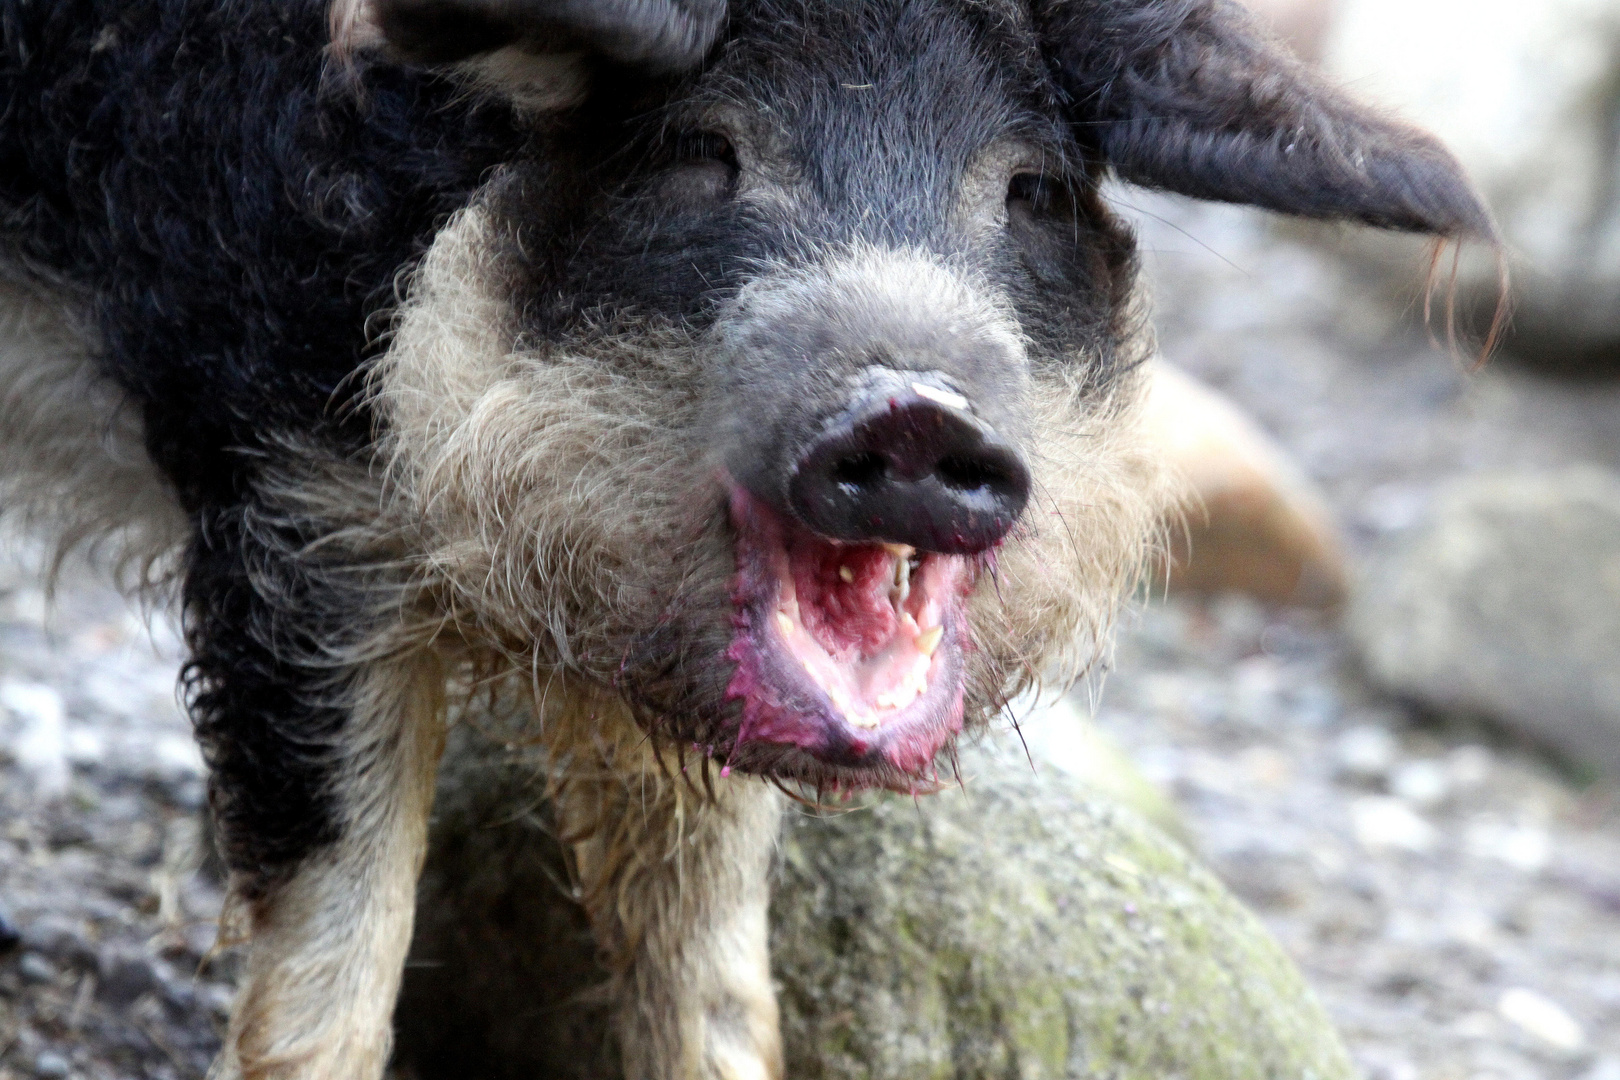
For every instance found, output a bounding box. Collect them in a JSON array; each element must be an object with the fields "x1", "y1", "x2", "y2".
[{"x1": 365, "y1": 0, "x2": 1490, "y2": 790}]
